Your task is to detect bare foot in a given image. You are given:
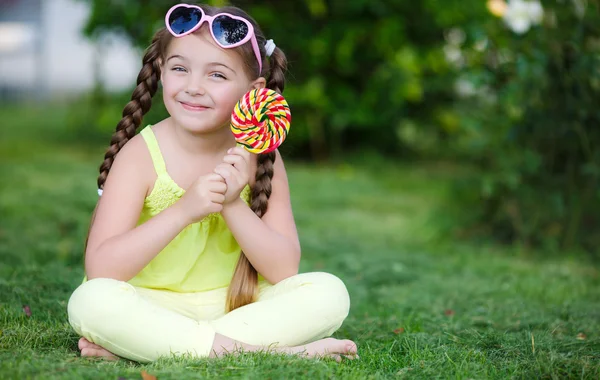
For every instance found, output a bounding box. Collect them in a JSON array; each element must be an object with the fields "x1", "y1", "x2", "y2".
[
  {"x1": 211, "y1": 333, "x2": 357, "y2": 362},
  {"x1": 78, "y1": 337, "x2": 118, "y2": 360},
  {"x1": 290, "y1": 338, "x2": 359, "y2": 362}
]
